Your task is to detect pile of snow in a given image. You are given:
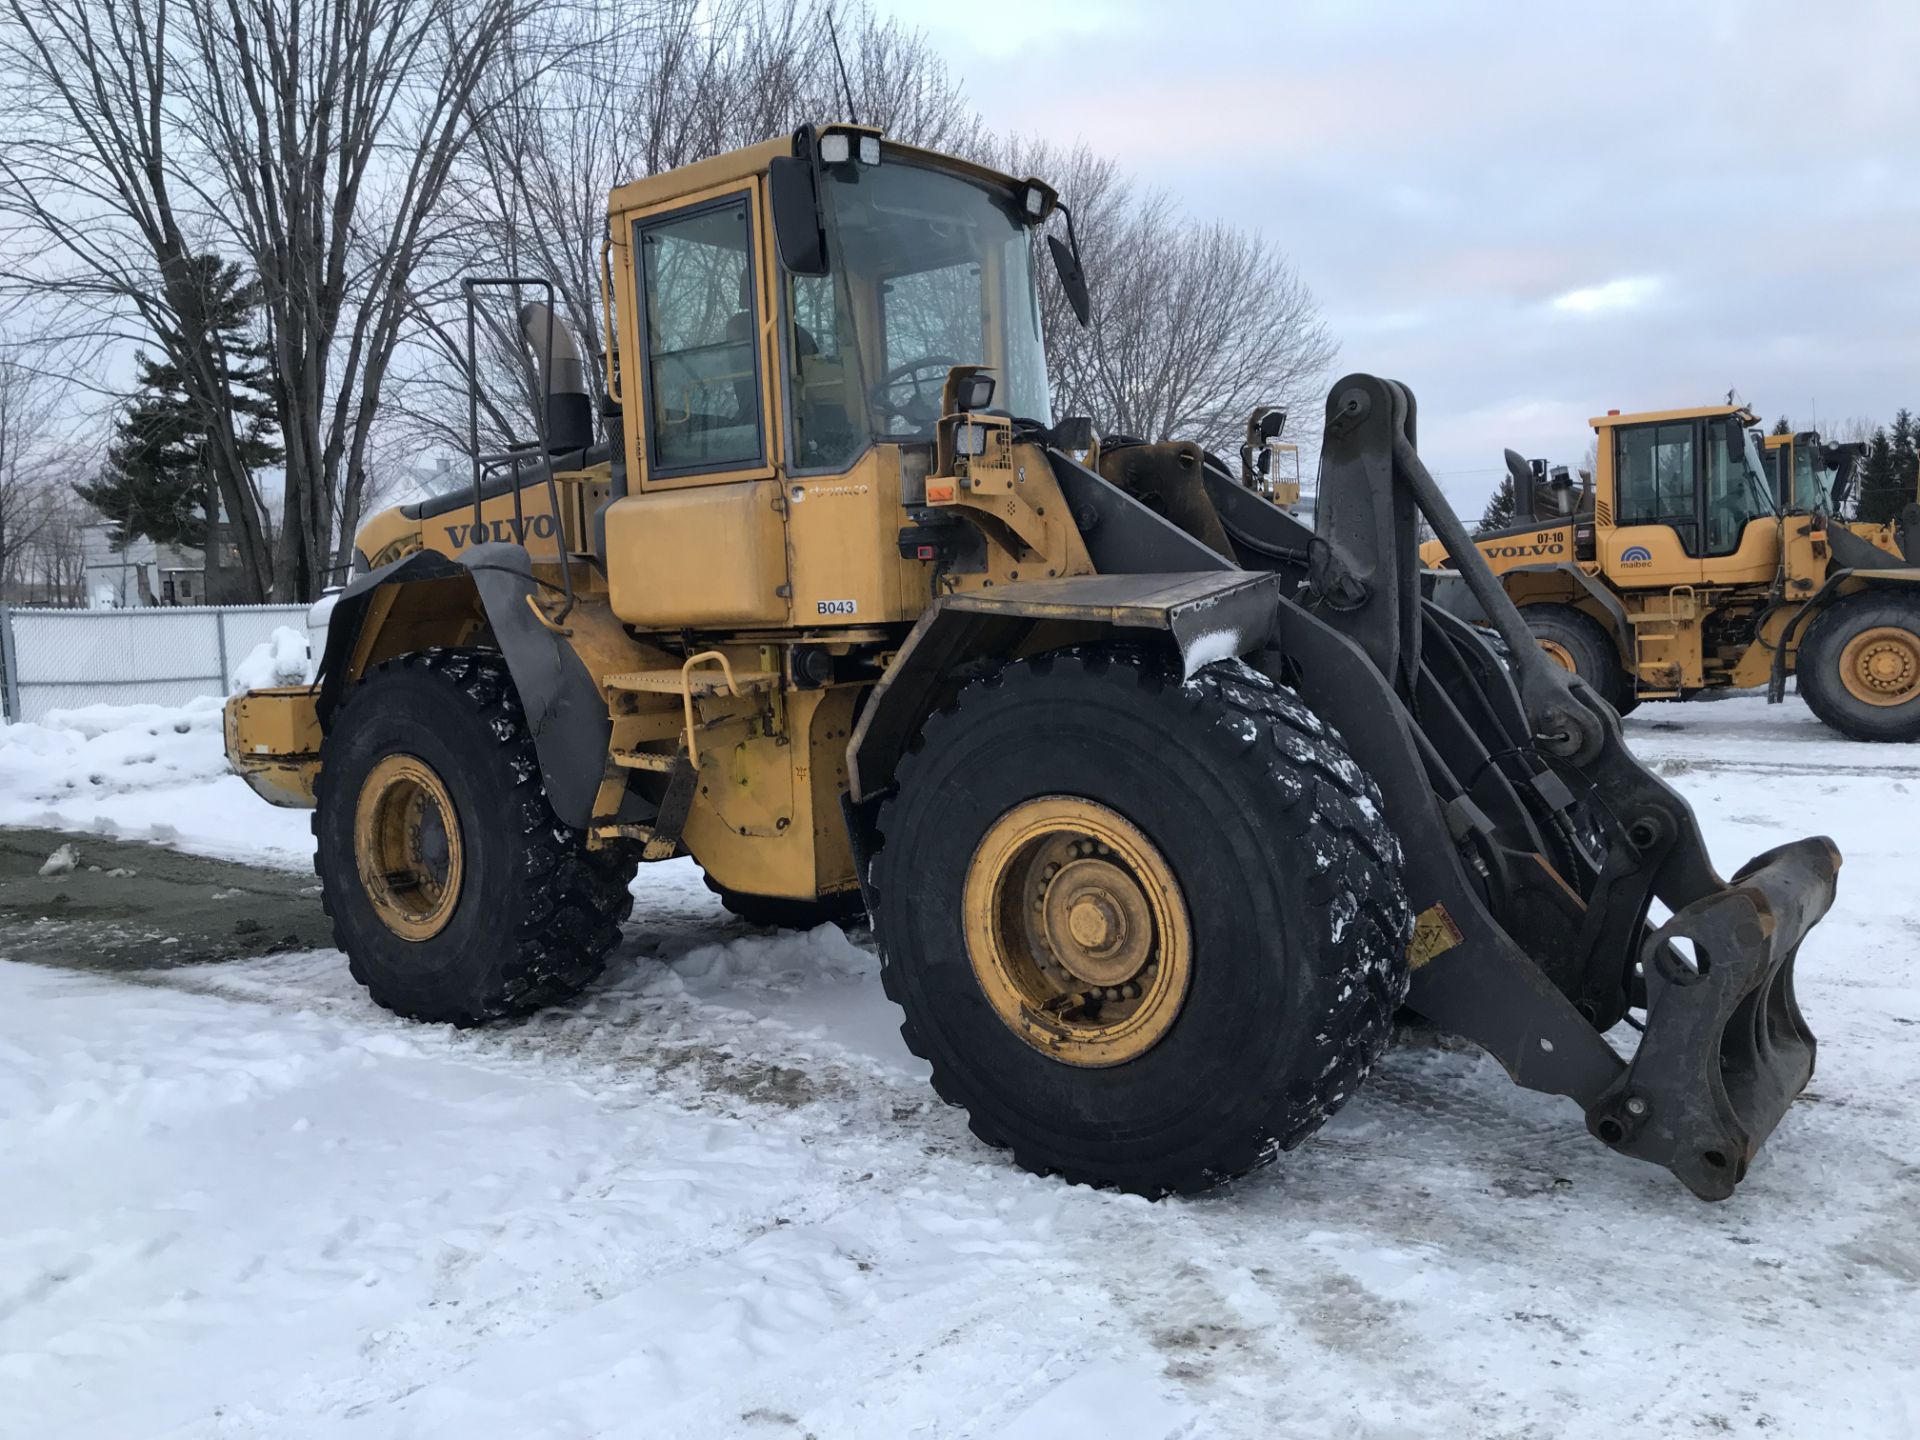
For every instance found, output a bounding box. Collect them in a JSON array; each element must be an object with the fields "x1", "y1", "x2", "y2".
[
  {"x1": 0, "y1": 695, "x2": 313, "y2": 867},
  {"x1": 36, "y1": 841, "x2": 77, "y2": 876},
  {"x1": 229, "y1": 625, "x2": 315, "y2": 694}
]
